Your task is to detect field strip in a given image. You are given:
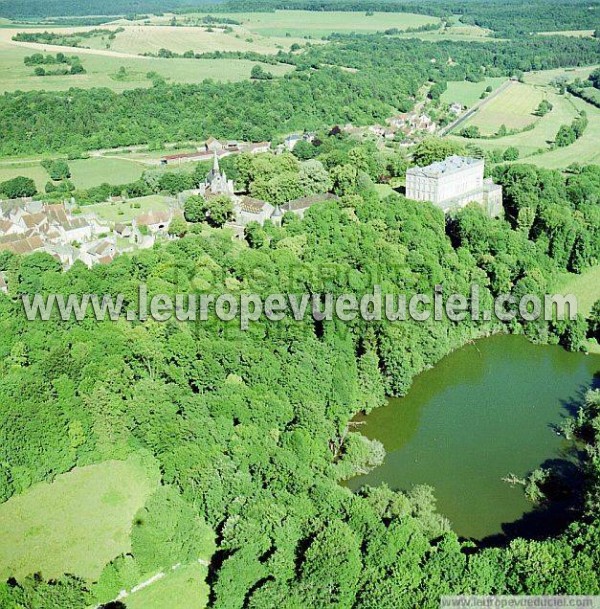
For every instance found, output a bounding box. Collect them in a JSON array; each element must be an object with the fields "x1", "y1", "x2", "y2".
[
  {"x1": 441, "y1": 79, "x2": 514, "y2": 135},
  {"x1": 0, "y1": 28, "x2": 151, "y2": 59}
]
